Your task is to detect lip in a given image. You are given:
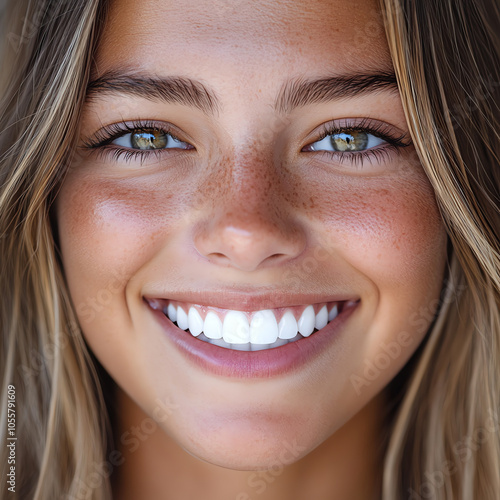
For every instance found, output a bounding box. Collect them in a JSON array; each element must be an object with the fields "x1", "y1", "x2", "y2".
[
  {"x1": 142, "y1": 289, "x2": 359, "y2": 312},
  {"x1": 146, "y1": 298, "x2": 359, "y2": 379}
]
